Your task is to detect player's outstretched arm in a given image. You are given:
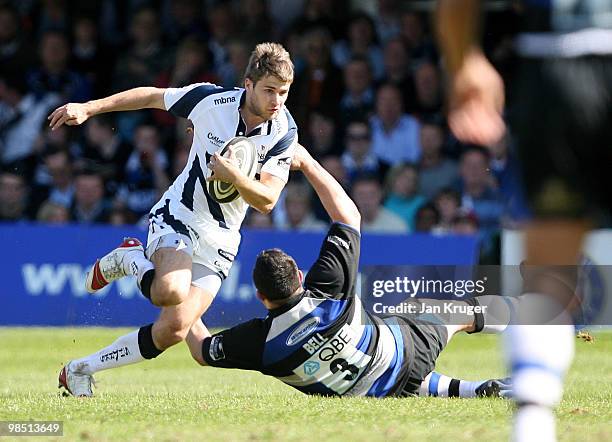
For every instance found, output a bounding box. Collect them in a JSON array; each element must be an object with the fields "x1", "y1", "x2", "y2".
[
  {"x1": 436, "y1": 0, "x2": 505, "y2": 145},
  {"x1": 186, "y1": 318, "x2": 211, "y2": 366},
  {"x1": 292, "y1": 143, "x2": 361, "y2": 232},
  {"x1": 48, "y1": 87, "x2": 166, "y2": 130}
]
